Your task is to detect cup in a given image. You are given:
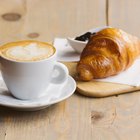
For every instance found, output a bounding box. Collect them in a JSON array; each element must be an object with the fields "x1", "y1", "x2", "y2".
[{"x1": 0, "y1": 41, "x2": 69, "y2": 100}]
